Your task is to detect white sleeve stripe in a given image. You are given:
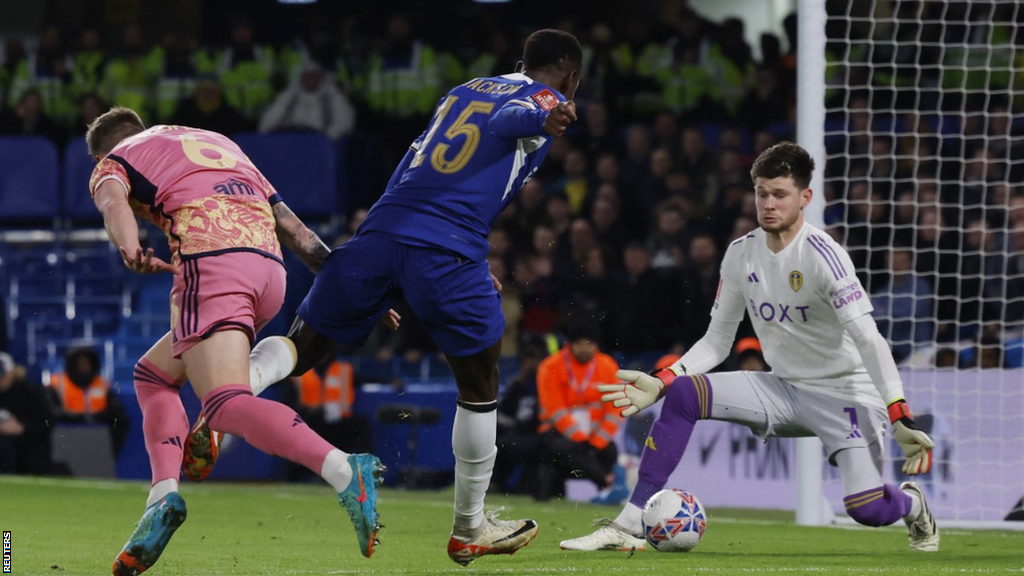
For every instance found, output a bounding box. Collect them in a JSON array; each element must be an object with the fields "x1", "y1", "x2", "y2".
[
  {"x1": 93, "y1": 175, "x2": 129, "y2": 197},
  {"x1": 502, "y1": 139, "x2": 528, "y2": 201},
  {"x1": 507, "y1": 99, "x2": 537, "y2": 110}
]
